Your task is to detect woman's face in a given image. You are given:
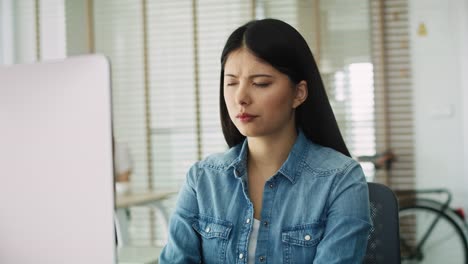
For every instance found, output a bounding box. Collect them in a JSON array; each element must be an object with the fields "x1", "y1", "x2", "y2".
[{"x1": 223, "y1": 48, "x2": 307, "y2": 139}]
